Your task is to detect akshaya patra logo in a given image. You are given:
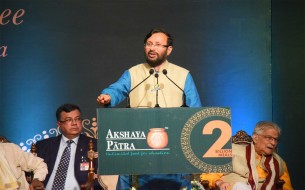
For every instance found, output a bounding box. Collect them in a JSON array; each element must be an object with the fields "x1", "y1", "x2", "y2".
[{"x1": 105, "y1": 128, "x2": 169, "y2": 151}]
